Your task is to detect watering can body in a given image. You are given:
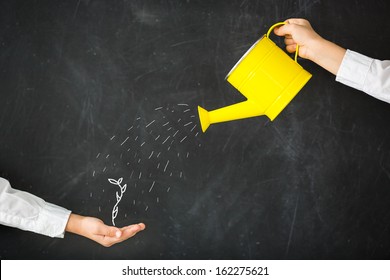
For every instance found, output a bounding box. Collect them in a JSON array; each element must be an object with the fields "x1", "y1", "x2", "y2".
[{"x1": 198, "y1": 22, "x2": 312, "y2": 132}]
